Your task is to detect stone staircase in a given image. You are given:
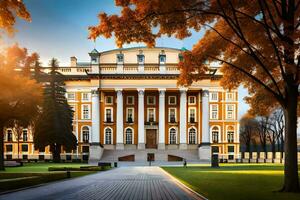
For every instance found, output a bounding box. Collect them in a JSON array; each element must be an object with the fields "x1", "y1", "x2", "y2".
[{"x1": 100, "y1": 149, "x2": 200, "y2": 162}]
